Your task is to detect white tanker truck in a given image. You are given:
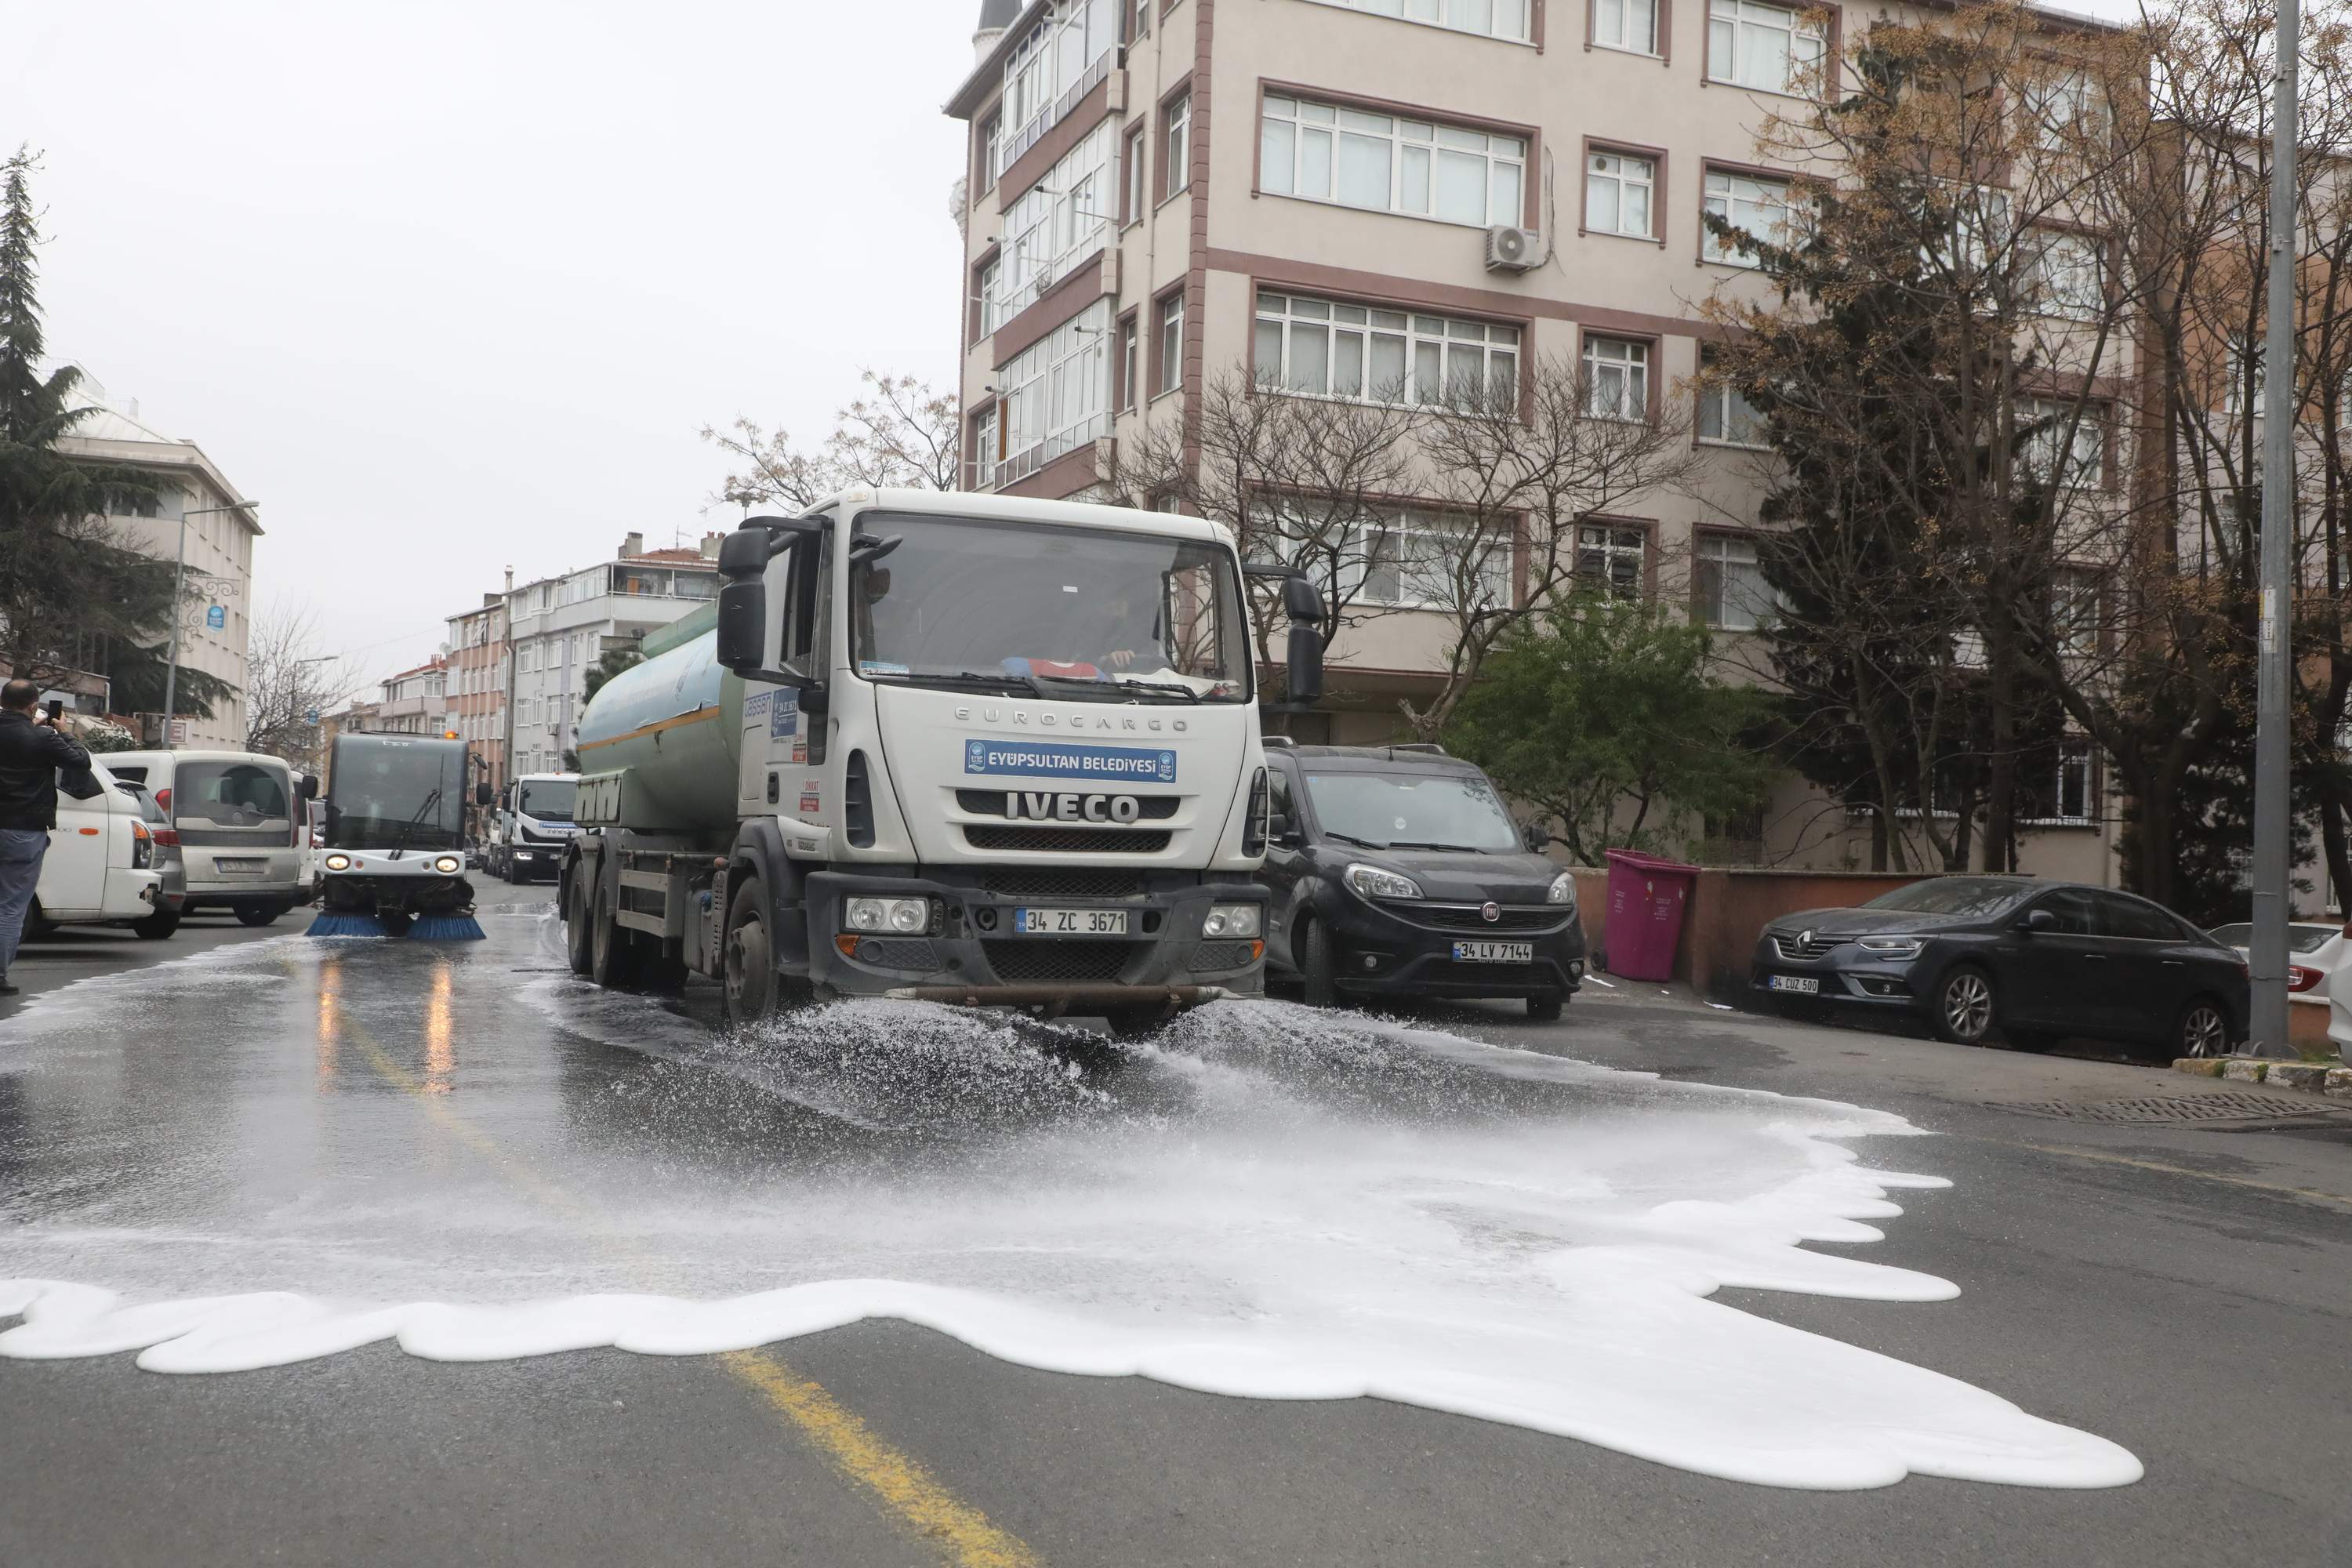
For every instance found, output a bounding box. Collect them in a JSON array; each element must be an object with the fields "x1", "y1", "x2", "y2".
[{"x1": 561, "y1": 488, "x2": 1323, "y2": 1030}]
